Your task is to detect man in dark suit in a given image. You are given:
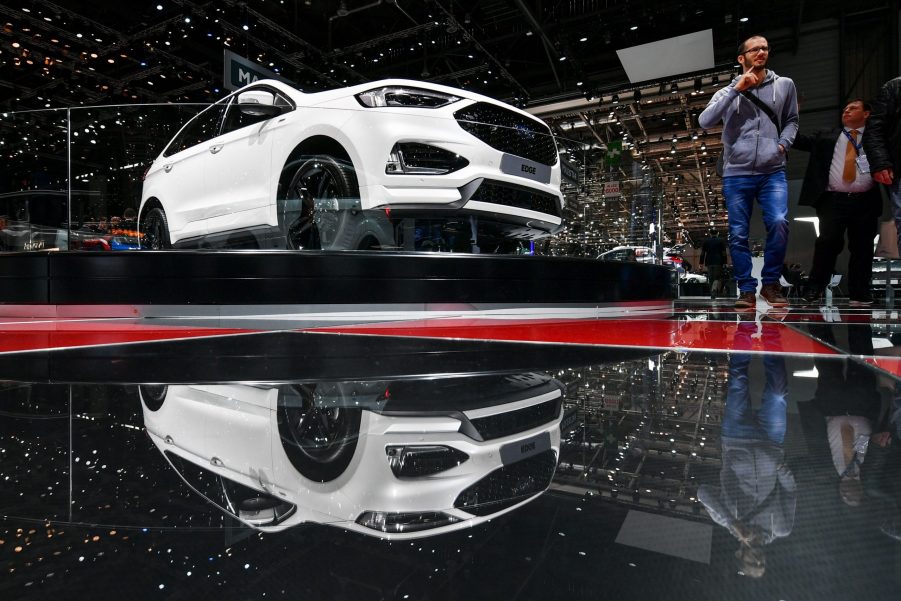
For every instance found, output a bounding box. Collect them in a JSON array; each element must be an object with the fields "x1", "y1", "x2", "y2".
[{"x1": 794, "y1": 99, "x2": 881, "y2": 306}]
